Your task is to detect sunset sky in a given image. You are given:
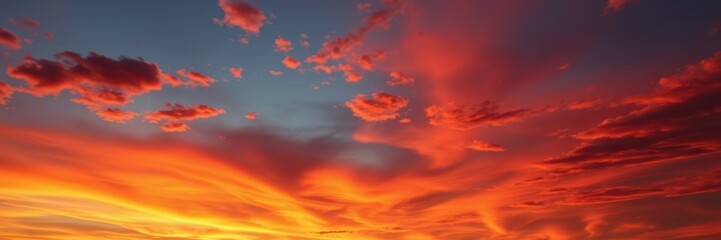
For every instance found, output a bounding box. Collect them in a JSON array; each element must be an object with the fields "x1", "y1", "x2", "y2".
[{"x1": 2, "y1": 0, "x2": 721, "y2": 239}]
